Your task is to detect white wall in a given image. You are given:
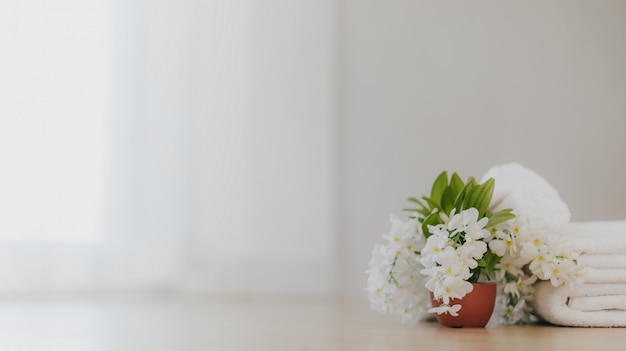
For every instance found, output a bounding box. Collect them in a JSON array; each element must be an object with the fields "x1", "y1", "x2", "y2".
[
  {"x1": 337, "y1": 0, "x2": 626, "y2": 296},
  {"x1": 185, "y1": 0, "x2": 337, "y2": 294}
]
